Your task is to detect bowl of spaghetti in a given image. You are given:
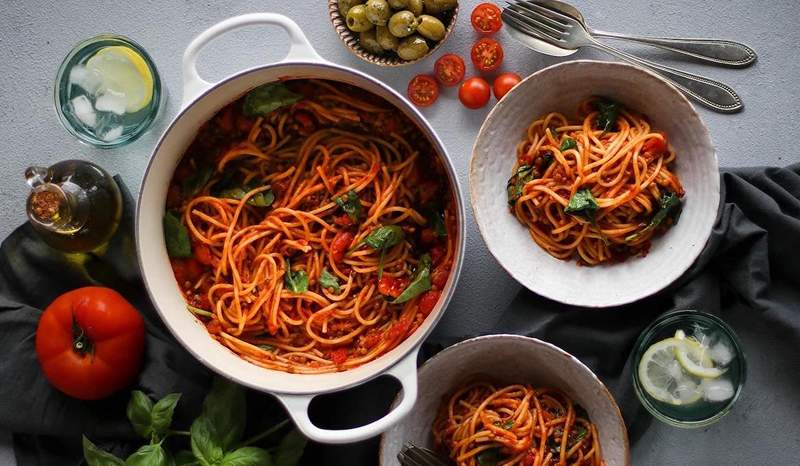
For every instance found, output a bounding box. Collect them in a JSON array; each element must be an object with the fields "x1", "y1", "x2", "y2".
[
  {"x1": 470, "y1": 60, "x2": 718, "y2": 307},
  {"x1": 379, "y1": 334, "x2": 629, "y2": 465},
  {"x1": 136, "y1": 14, "x2": 465, "y2": 444}
]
